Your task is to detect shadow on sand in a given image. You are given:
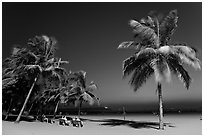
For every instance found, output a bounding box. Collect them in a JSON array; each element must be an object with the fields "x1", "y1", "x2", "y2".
[
  {"x1": 82, "y1": 118, "x2": 175, "y2": 130},
  {"x1": 3, "y1": 114, "x2": 175, "y2": 130}
]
